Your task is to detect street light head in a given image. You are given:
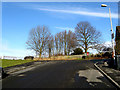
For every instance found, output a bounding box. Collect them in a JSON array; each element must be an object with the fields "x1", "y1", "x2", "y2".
[{"x1": 101, "y1": 4, "x2": 107, "y2": 7}]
